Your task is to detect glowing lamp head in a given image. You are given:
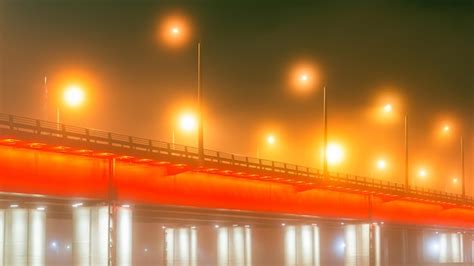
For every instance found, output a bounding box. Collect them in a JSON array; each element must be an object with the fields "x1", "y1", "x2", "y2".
[
  {"x1": 63, "y1": 85, "x2": 85, "y2": 107},
  {"x1": 326, "y1": 143, "x2": 344, "y2": 165},
  {"x1": 266, "y1": 135, "x2": 276, "y2": 145},
  {"x1": 160, "y1": 15, "x2": 190, "y2": 47},
  {"x1": 443, "y1": 125, "x2": 450, "y2": 133},
  {"x1": 383, "y1": 104, "x2": 392, "y2": 113},
  {"x1": 418, "y1": 169, "x2": 427, "y2": 178},
  {"x1": 299, "y1": 74, "x2": 309, "y2": 82},
  {"x1": 452, "y1": 177, "x2": 458, "y2": 184},
  {"x1": 179, "y1": 114, "x2": 197, "y2": 132},
  {"x1": 171, "y1": 27, "x2": 180, "y2": 35},
  {"x1": 376, "y1": 159, "x2": 387, "y2": 170}
]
